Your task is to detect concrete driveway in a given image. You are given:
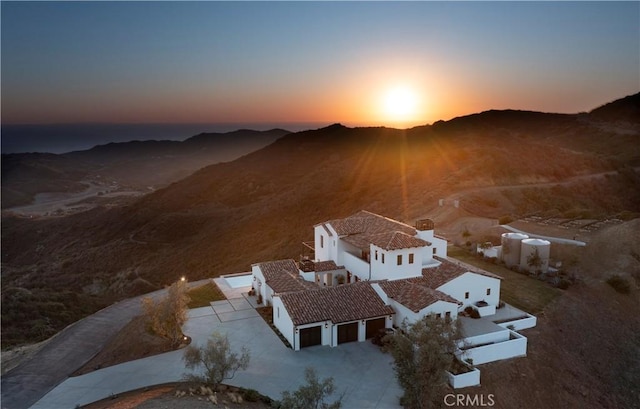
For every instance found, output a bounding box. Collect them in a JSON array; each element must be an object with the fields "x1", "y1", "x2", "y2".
[
  {"x1": 29, "y1": 299, "x2": 402, "y2": 408},
  {"x1": 1, "y1": 279, "x2": 211, "y2": 409}
]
